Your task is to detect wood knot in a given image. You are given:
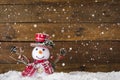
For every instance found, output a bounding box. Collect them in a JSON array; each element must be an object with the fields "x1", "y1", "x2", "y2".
[
  {"x1": 75, "y1": 27, "x2": 85, "y2": 36},
  {"x1": 0, "y1": 25, "x2": 16, "y2": 41},
  {"x1": 80, "y1": 65, "x2": 86, "y2": 71}
]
